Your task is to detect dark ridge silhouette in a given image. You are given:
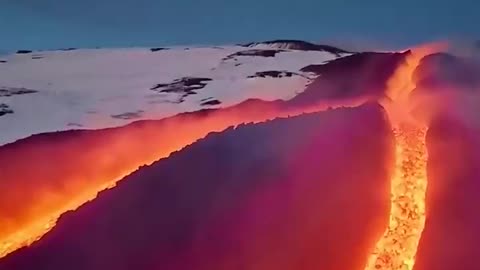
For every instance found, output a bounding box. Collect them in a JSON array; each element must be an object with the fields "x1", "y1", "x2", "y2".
[
  {"x1": 241, "y1": 39, "x2": 350, "y2": 56},
  {"x1": 149, "y1": 77, "x2": 213, "y2": 103},
  {"x1": 111, "y1": 110, "x2": 145, "y2": 120},
  {"x1": 0, "y1": 103, "x2": 393, "y2": 270},
  {"x1": 412, "y1": 52, "x2": 480, "y2": 93},
  {"x1": 0, "y1": 88, "x2": 38, "y2": 97},
  {"x1": 247, "y1": 70, "x2": 301, "y2": 79},
  {"x1": 223, "y1": 49, "x2": 284, "y2": 60},
  {"x1": 15, "y1": 50, "x2": 32, "y2": 54},
  {"x1": 151, "y1": 77, "x2": 212, "y2": 98},
  {"x1": 200, "y1": 99, "x2": 221, "y2": 106},
  {"x1": 291, "y1": 51, "x2": 409, "y2": 106},
  {"x1": 150, "y1": 47, "x2": 168, "y2": 52},
  {"x1": 66, "y1": 123, "x2": 84, "y2": 128},
  {"x1": 414, "y1": 114, "x2": 480, "y2": 270},
  {"x1": 59, "y1": 48, "x2": 77, "y2": 51},
  {"x1": 0, "y1": 104, "x2": 13, "y2": 117},
  {"x1": 300, "y1": 51, "x2": 408, "y2": 75}
]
